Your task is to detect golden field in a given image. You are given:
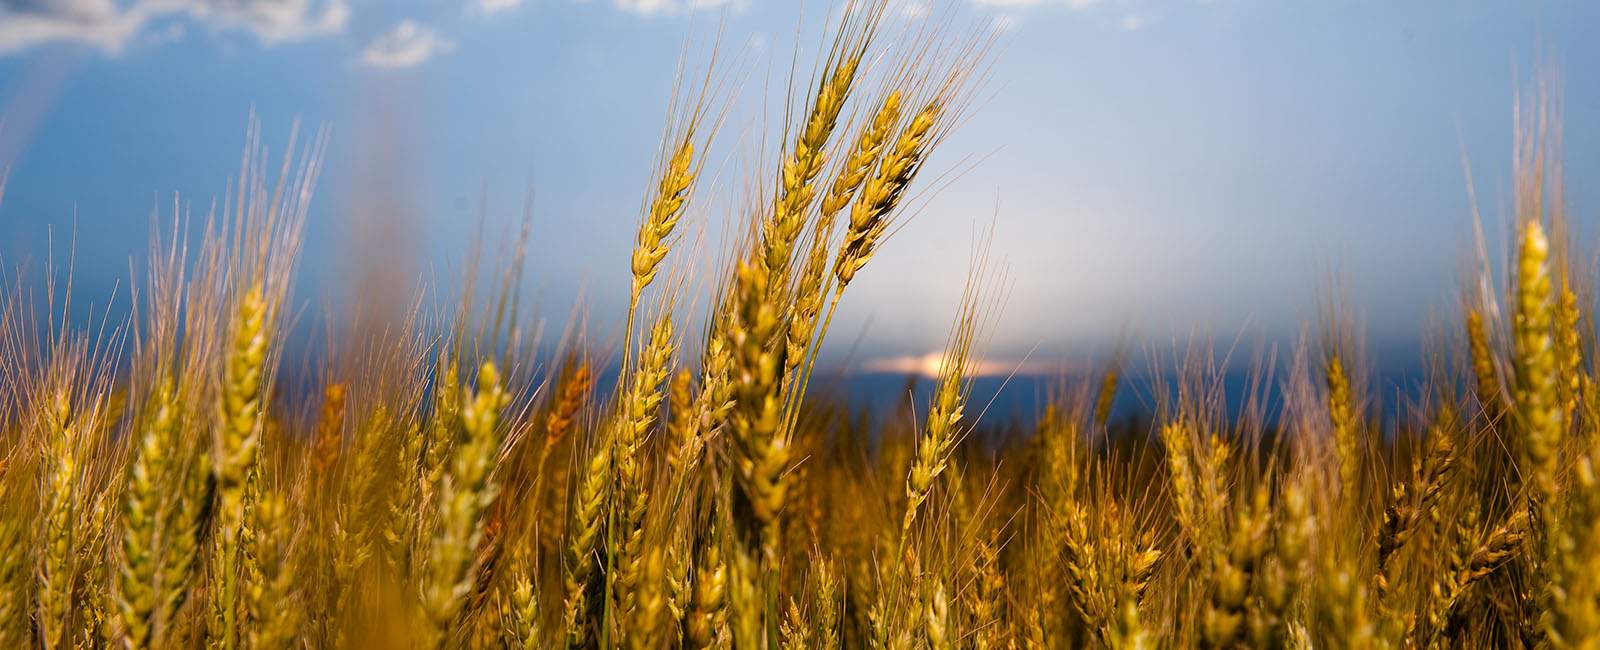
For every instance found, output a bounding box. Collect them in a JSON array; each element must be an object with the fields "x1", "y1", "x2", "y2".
[{"x1": 0, "y1": 3, "x2": 1593, "y2": 649}]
